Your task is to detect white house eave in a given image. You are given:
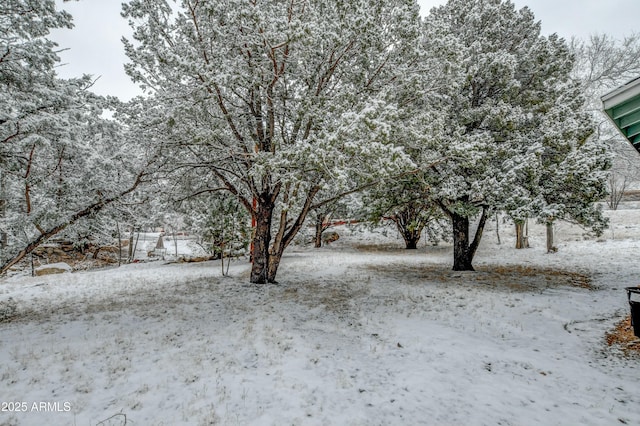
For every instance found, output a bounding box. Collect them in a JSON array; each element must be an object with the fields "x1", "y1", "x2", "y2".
[{"x1": 602, "y1": 76, "x2": 640, "y2": 109}]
